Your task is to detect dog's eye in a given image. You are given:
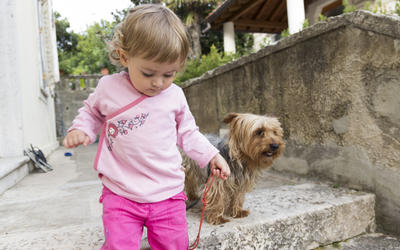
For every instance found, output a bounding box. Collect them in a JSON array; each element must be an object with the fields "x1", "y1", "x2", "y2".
[
  {"x1": 255, "y1": 129, "x2": 264, "y2": 137},
  {"x1": 273, "y1": 130, "x2": 278, "y2": 136}
]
